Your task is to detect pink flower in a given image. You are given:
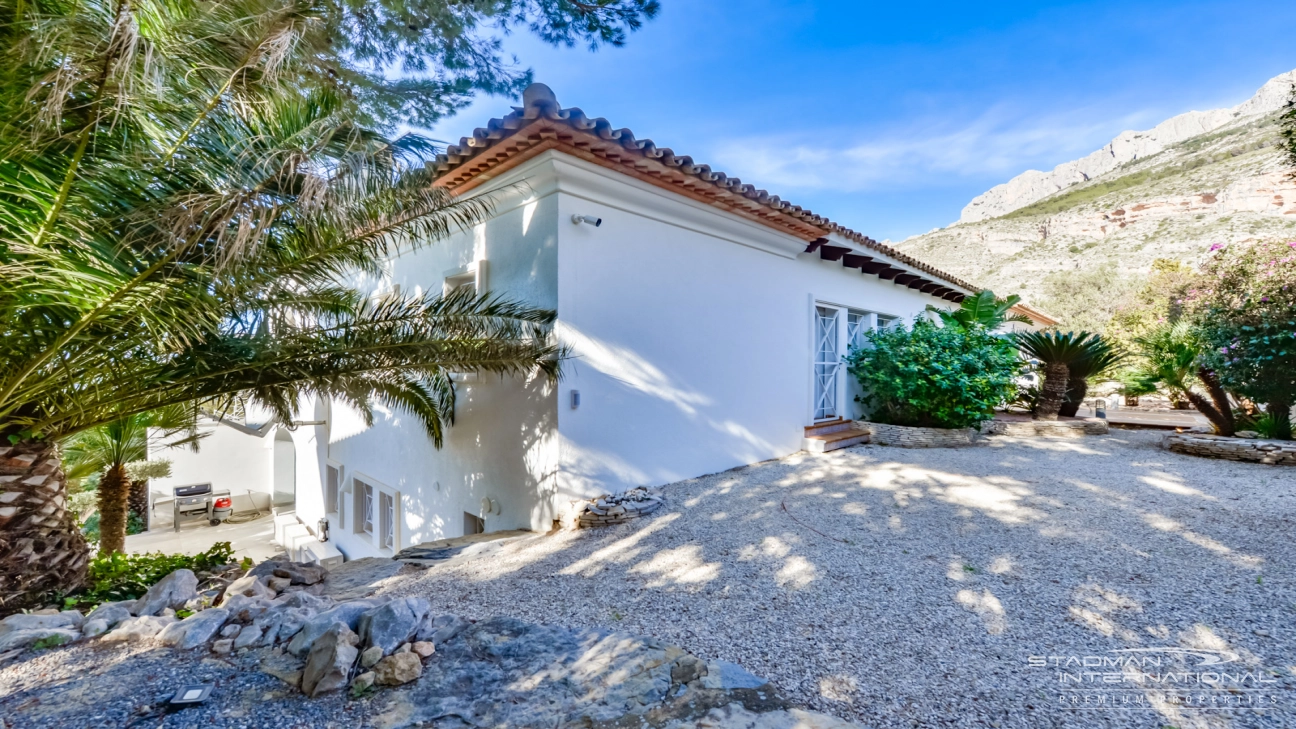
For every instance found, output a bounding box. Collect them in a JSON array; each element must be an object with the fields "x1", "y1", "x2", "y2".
[{"x1": 1210, "y1": 243, "x2": 1226, "y2": 252}]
